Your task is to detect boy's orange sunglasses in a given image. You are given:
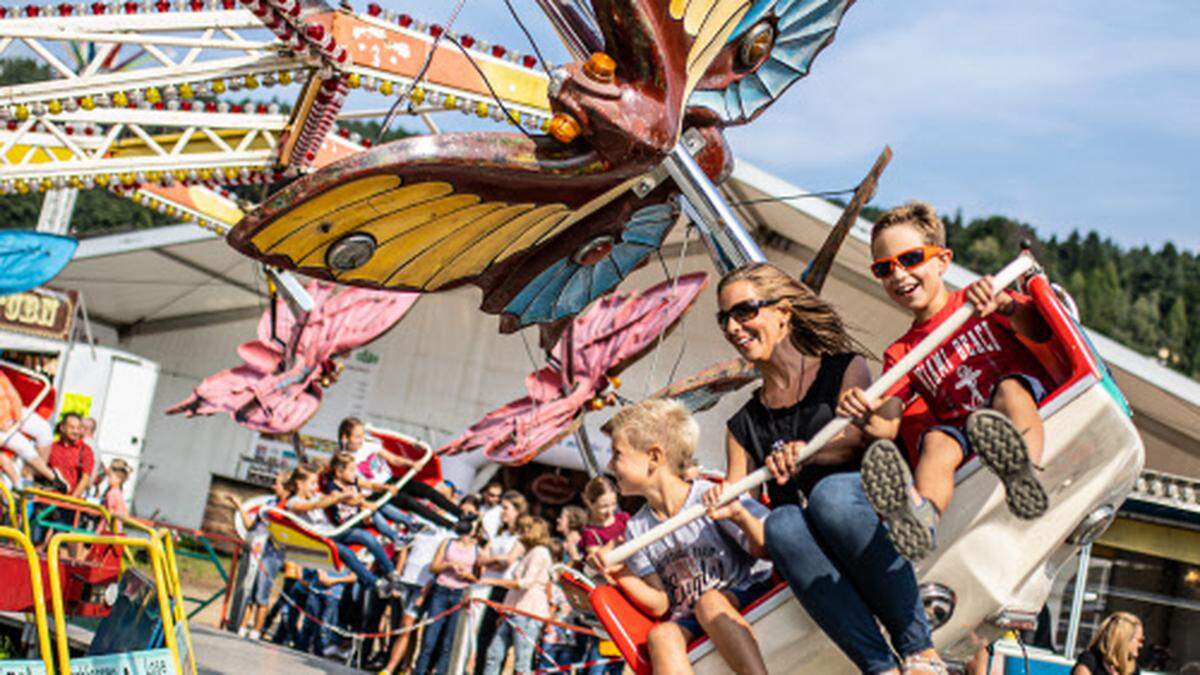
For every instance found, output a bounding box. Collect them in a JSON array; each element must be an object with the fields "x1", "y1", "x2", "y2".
[{"x1": 870, "y1": 245, "x2": 946, "y2": 279}]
